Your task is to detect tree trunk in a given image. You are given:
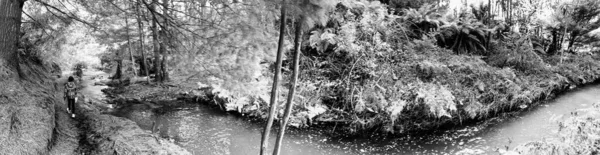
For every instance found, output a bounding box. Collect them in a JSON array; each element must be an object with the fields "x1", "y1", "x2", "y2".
[
  {"x1": 260, "y1": 0, "x2": 286, "y2": 154},
  {"x1": 567, "y1": 31, "x2": 579, "y2": 51},
  {"x1": 509, "y1": 0, "x2": 512, "y2": 24},
  {"x1": 273, "y1": 15, "x2": 304, "y2": 155},
  {"x1": 136, "y1": 0, "x2": 149, "y2": 78},
  {"x1": 114, "y1": 49, "x2": 123, "y2": 80},
  {"x1": 151, "y1": 0, "x2": 162, "y2": 82},
  {"x1": 125, "y1": 15, "x2": 136, "y2": 76},
  {"x1": 161, "y1": 0, "x2": 169, "y2": 81},
  {"x1": 488, "y1": 0, "x2": 491, "y2": 25},
  {"x1": 0, "y1": 0, "x2": 25, "y2": 72},
  {"x1": 1, "y1": 2, "x2": 59, "y2": 154},
  {"x1": 548, "y1": 29, "x2": 559, "y2": 55}
]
